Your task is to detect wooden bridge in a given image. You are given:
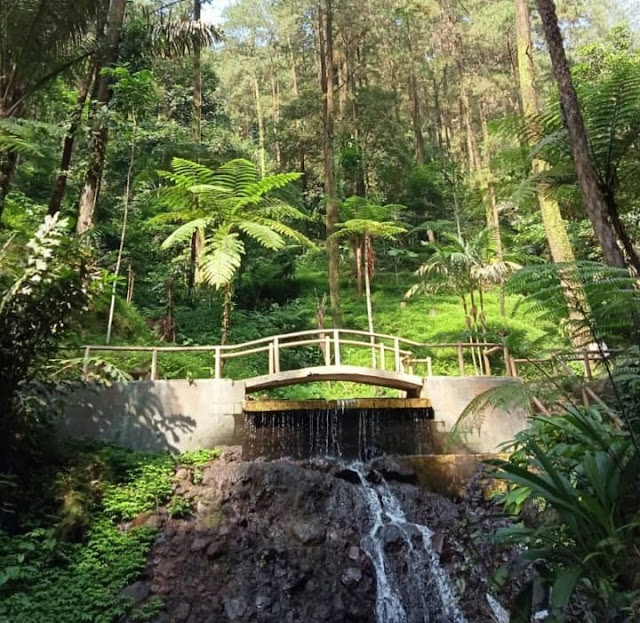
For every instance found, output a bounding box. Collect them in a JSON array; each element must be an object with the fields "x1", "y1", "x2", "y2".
[
  {"x1": 79, "y1": 328, "x2": 611, "y2": 402},
  {"x1": 80, "y1": 328, "x2": 516, "y2": 389}
]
